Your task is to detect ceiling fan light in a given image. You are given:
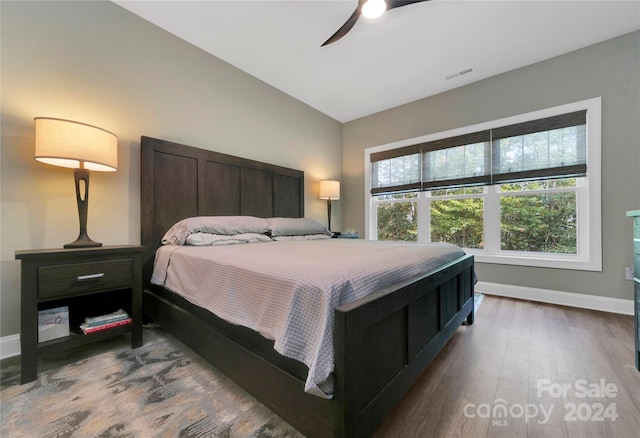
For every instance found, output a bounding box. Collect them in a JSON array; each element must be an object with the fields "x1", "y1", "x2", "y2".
[{"x1": 362, "y1": 0, "x2": 387, "y2": 19}]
